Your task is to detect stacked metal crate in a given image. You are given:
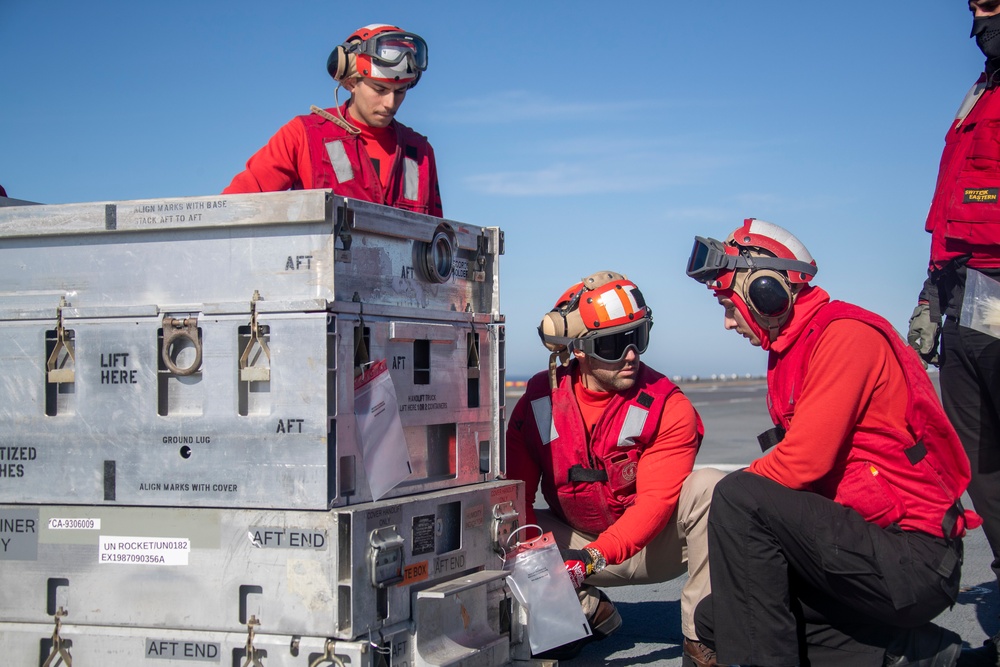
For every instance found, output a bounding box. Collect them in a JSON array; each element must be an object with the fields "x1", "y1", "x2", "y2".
[{"x1": 0, "y1": 191, "x2": 523, "y2": 666}]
